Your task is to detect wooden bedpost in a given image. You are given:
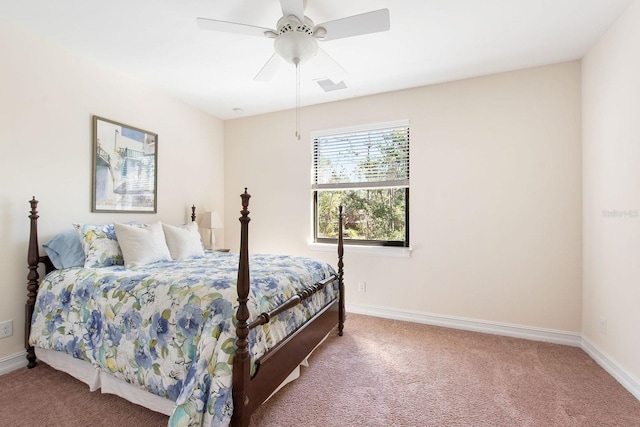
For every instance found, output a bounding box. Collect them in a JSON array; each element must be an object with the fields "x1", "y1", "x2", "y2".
[
  {"x1": 26, "y1": 197, "x2": 40, "y2": 368},
  {"x1": 191, "y1": 205, "x2": 196, "y2": 222},
  {"x1": 337, "y1": 205, "x2": 345, "y2": 336},
  {"x1": 233, "y1": 188, "x2": 251, "y2": 427}
]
